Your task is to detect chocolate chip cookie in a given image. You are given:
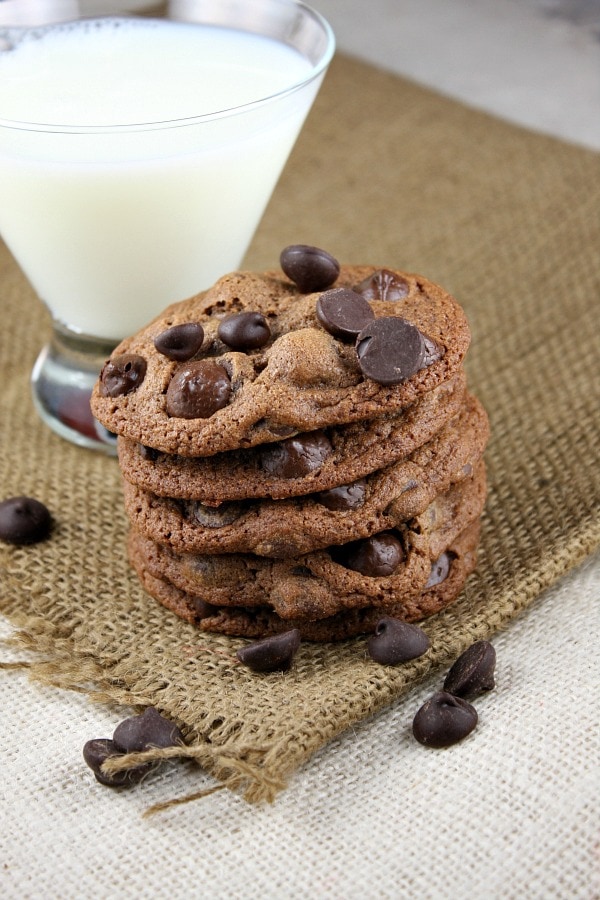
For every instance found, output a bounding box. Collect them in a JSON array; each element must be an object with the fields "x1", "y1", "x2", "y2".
[
  {"x1": 118, "y1": 370, "x2": 466, "y2": 502},
  {"x1": 128, "y1": 463, "x2": 486, "y2": 623},
  {"x1": 129, "y1": 519, "x2": 482, "y2": 641},
  {"x1": 122, "y1": 393, "x2": 489, "y2": 557},
  {"x1": 91, "y1": 265, "x2": 471, "y2": 457}
]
